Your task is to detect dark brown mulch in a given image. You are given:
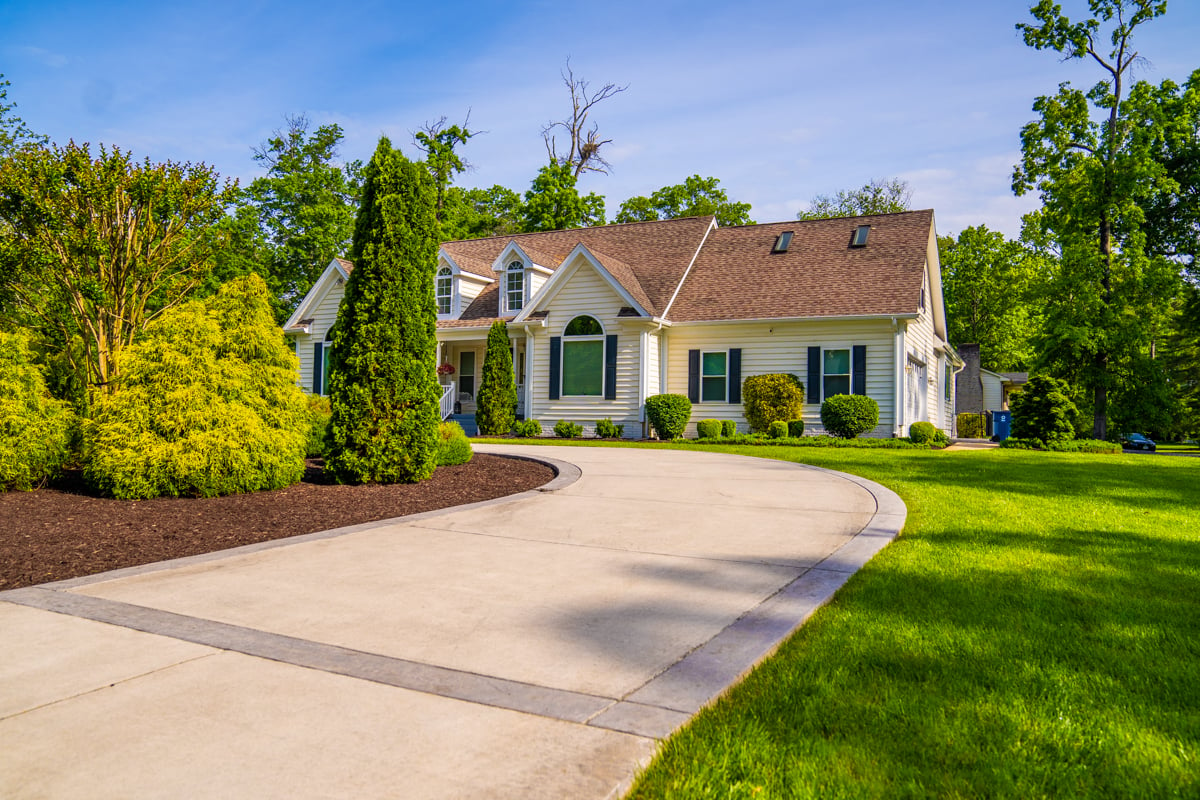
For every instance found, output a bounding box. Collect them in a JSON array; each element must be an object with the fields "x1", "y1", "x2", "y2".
[{"x1": 0, "y1": 454, "x2": 555, "y2": 591}]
